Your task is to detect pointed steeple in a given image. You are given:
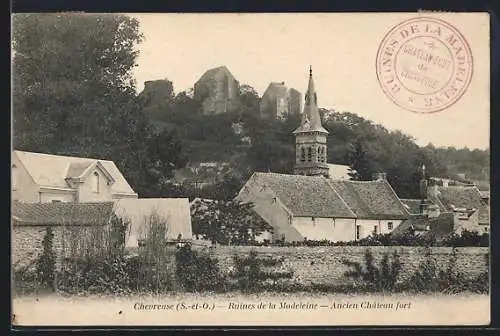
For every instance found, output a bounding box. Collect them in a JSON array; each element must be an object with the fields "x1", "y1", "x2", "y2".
[
  {"x1": 293, "y1": 67, "x2": 330, "y2": 178},
  {"x1": 293, "y1": 66, "x2": 328, "y2": 134}
]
